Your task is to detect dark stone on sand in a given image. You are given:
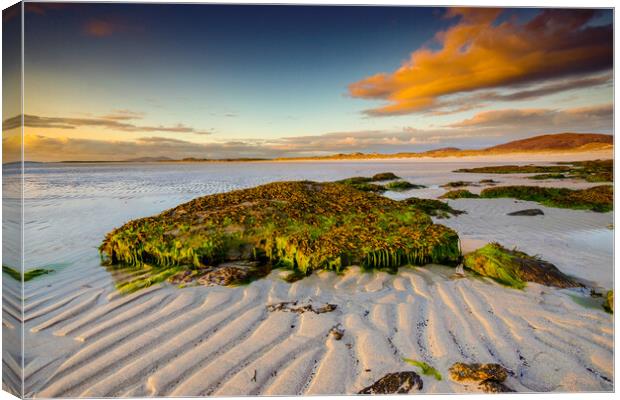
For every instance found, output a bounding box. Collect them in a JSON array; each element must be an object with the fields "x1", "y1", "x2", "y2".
[
  {"x1": 478, "y1": 379, "x2": 515, "y2": 393},
  {"x1": 266, "y1": 301, "x2": 337, "y2": 314},
  {"x1": 507, "y1": 209, "x2": 544, "y2": 216},
  {"x1": 329, "y1": 325, "x2": 345, "y2": 340},
  {"x1": 358, "y1": 371, "x2": 423, "y2": 394}
]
